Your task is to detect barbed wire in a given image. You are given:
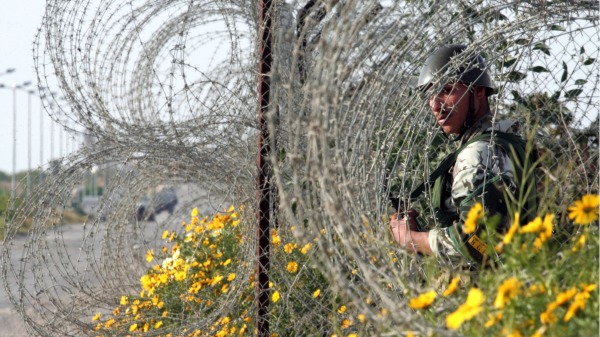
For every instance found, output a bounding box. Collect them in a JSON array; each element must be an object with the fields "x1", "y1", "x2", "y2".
[{"x1": 1, "y1": 0, "x2": 598, "y2": 336}]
